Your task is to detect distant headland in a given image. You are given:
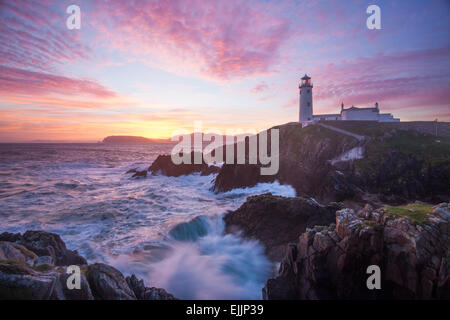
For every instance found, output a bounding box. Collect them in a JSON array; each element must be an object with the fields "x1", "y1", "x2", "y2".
[{"x1": 102, "y1": 135, "x2": 171, "y2": 144}]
